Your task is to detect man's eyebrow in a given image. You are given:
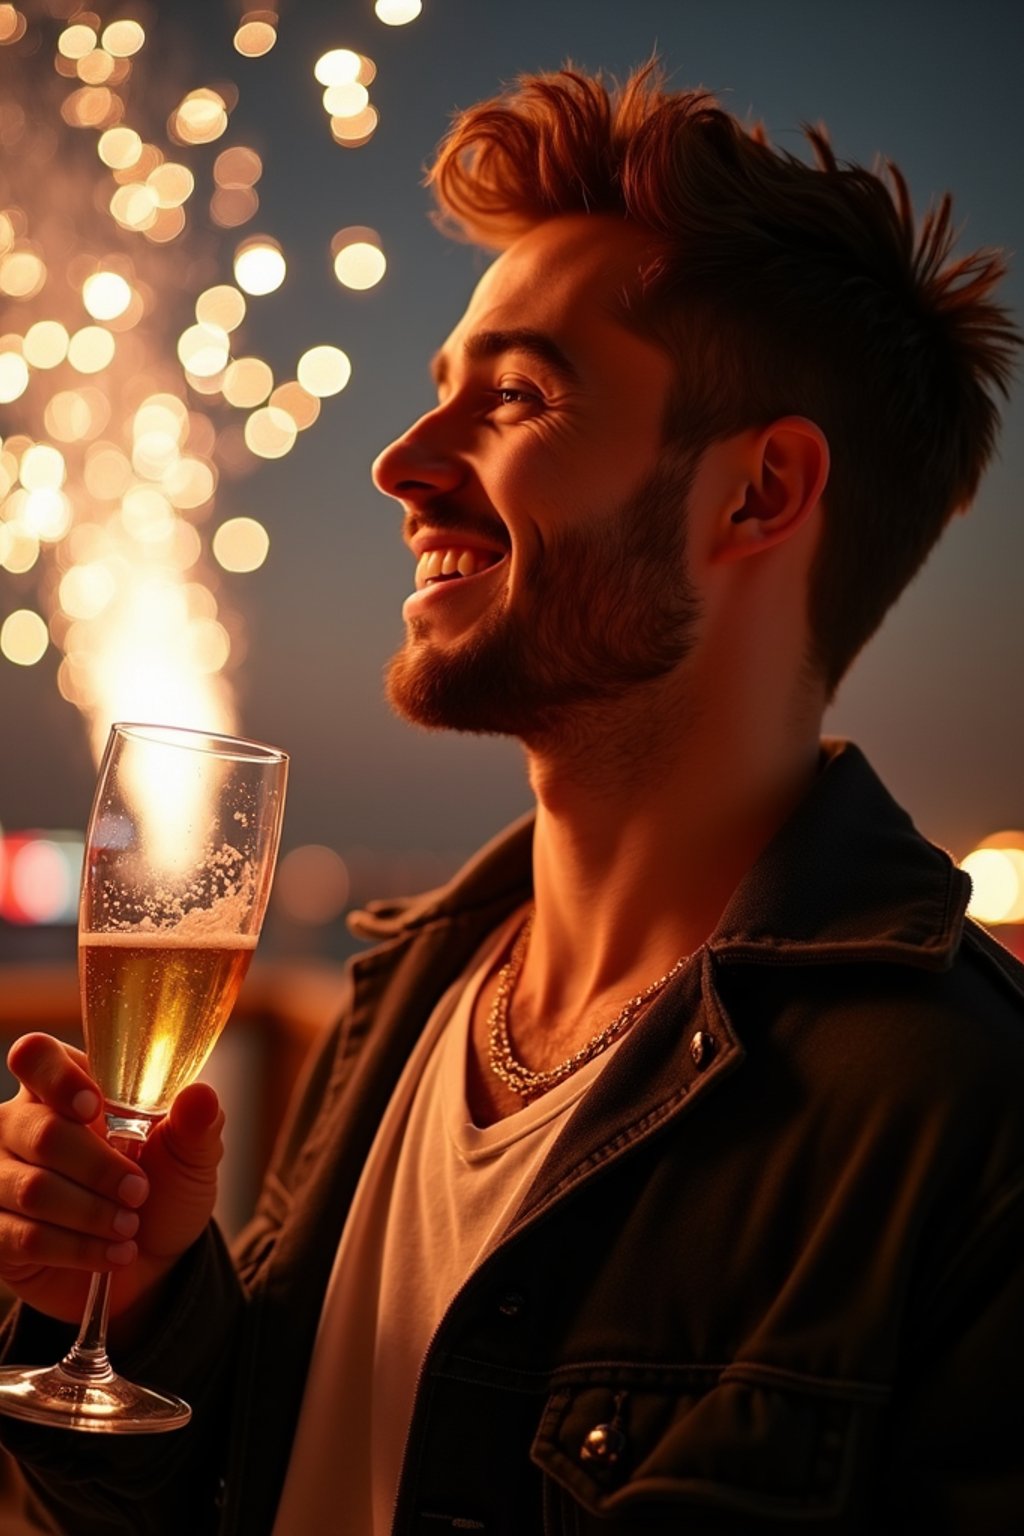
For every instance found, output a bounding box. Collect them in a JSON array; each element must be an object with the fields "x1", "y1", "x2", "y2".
[{"x1": 429, "y1": 329, "x2": 582, "y2": 389}]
